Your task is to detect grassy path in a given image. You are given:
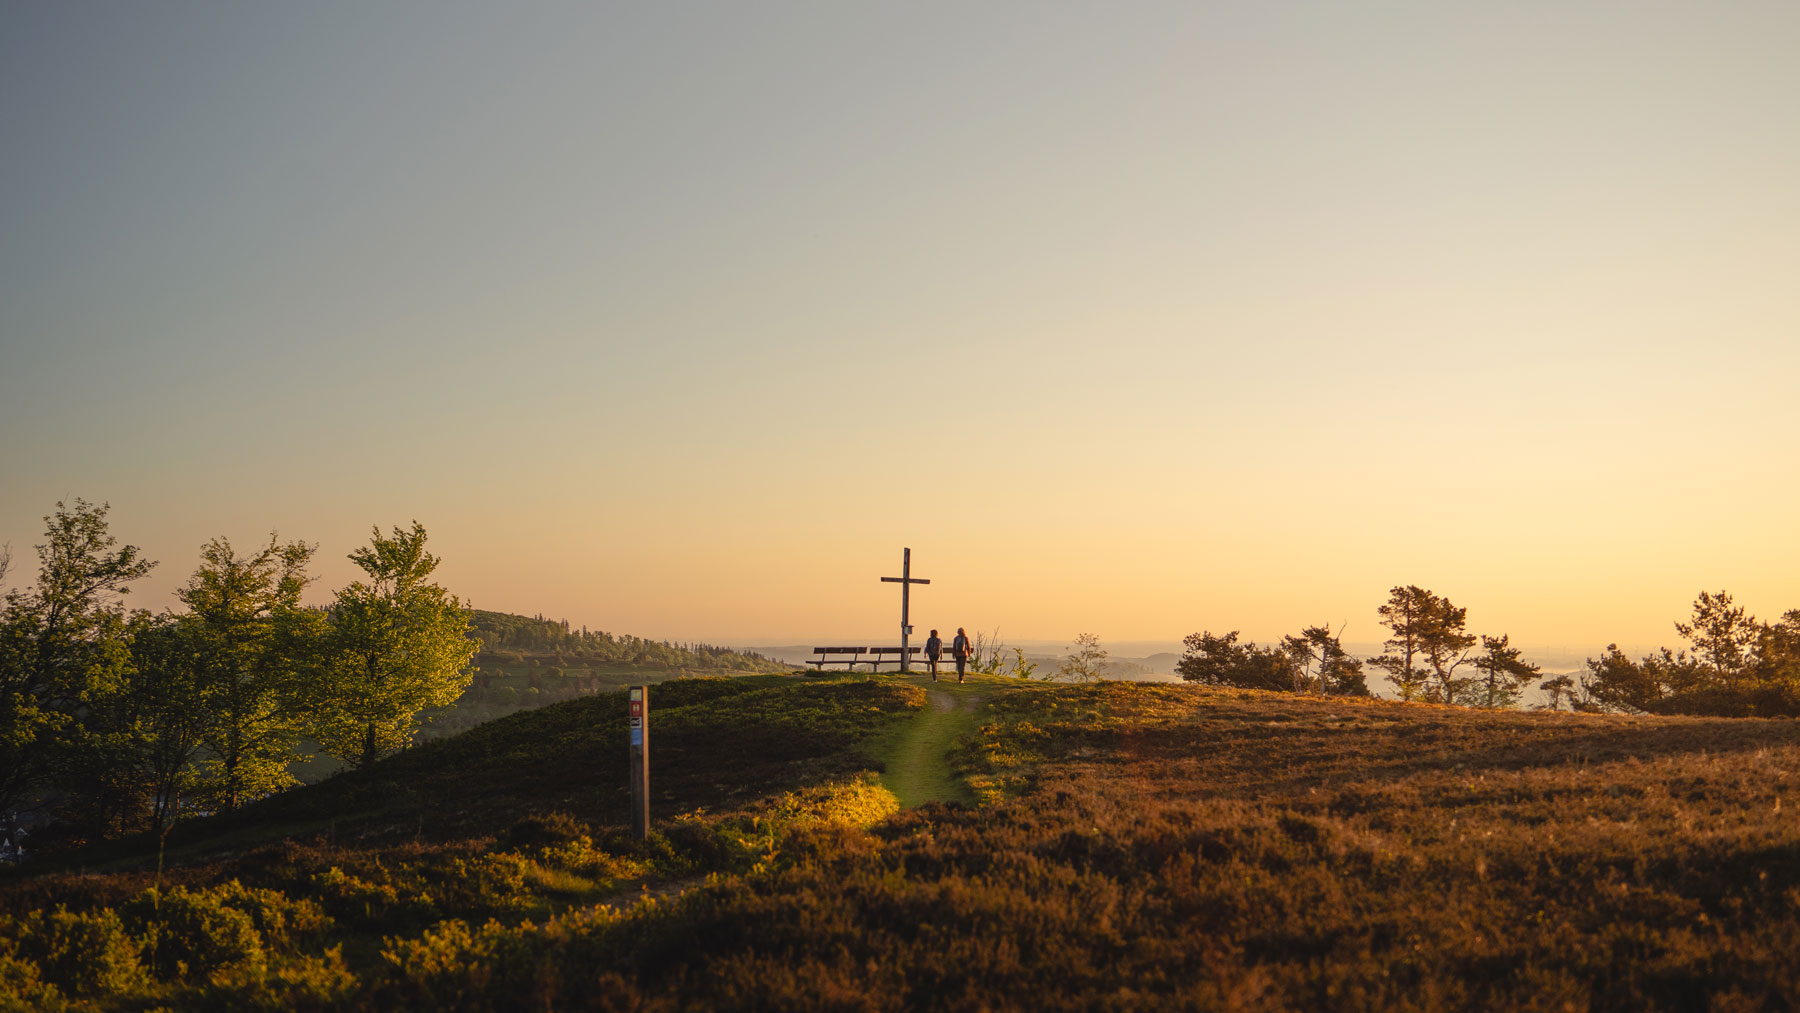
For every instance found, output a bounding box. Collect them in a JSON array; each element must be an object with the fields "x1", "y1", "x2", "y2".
[{"x1": 872, "y1": 675, "x2": 987, "y2": 808}]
